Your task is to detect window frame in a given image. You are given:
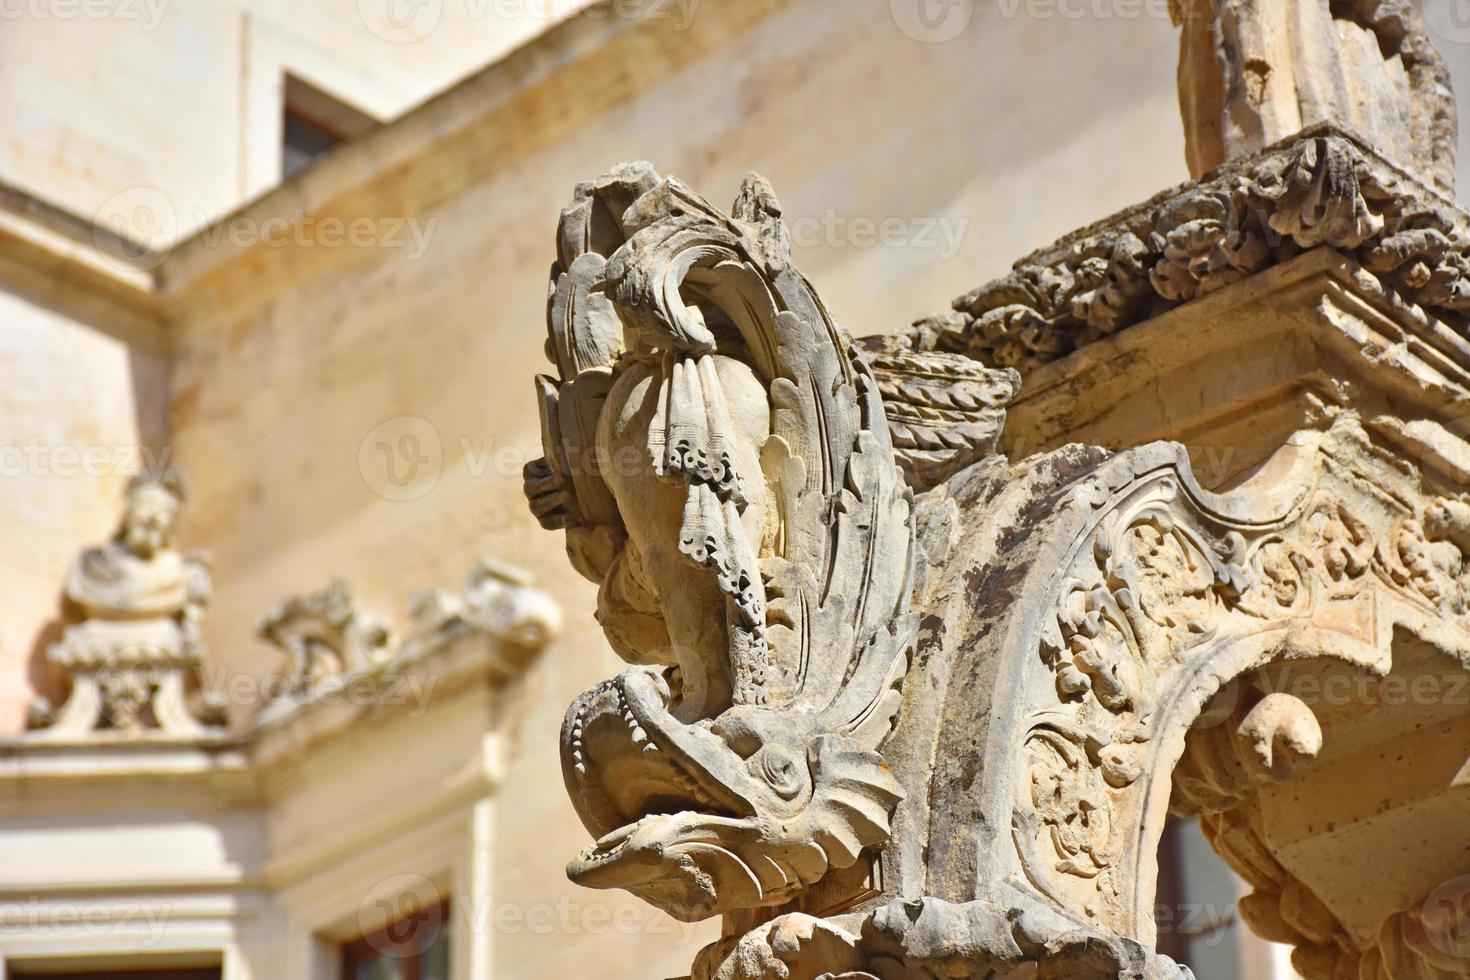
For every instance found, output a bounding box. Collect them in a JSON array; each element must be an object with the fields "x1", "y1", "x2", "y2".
[{"x1": 339, "y1": 898, "x2": 451, "y2": 980}]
